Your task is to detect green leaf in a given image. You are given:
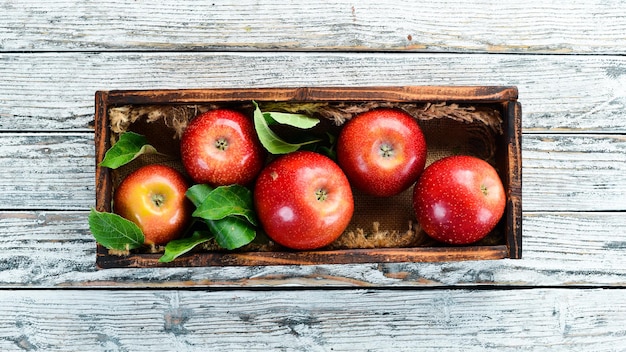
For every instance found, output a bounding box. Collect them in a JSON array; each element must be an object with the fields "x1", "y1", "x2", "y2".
[
  {"x1": 192, "y1": 185, "x2": 257, "y2": 225},
  {"x1": 158, "y1": 231, "x2": 213, "y2": 263},
  {"x1": 186, "y1": 184, "x2": 257, "y2": 250},
  {"x1": 206, "y1": 216, "x2": 256, "y2": 250},
  {"x1": 253, "y1": 101, "x2": 321, "y2": 154},
  {"x1": 186, "y1": 184, "x2": 215, "y2": 207},
  {"x1": 88, "y1": 208, "x2": 144, "y2": 250},
  {"x1": 99, "y1": 131, "x2": 159, "y2": 169},
  {"x1": 263, "y1": 111, "x2": 319, "y2": 129}
]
